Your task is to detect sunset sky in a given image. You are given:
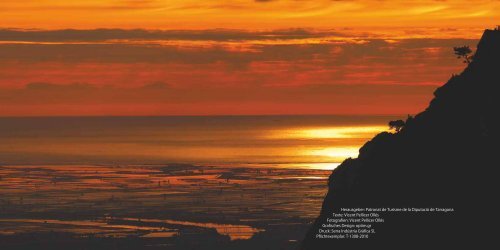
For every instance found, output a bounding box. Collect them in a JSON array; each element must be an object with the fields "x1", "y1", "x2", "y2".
[{"x1": 1, "y1": 0, "x2": 499, "y2": 116}]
